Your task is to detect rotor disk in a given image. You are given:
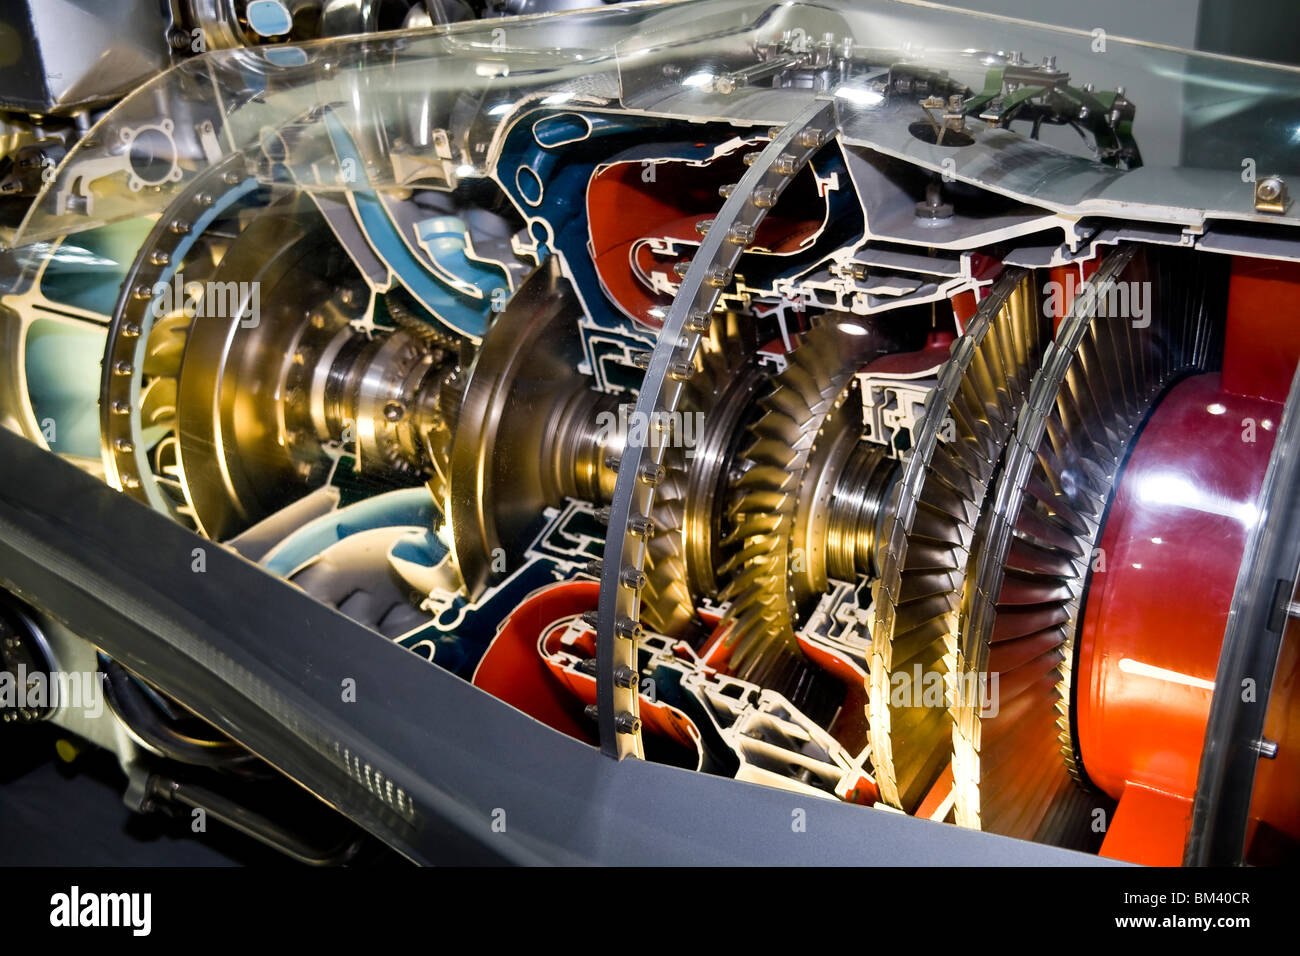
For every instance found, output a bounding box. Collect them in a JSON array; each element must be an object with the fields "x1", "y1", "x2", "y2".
[
  {"x1": 954, "y1": 246, "x2": 1223, "y2": 843},
  {"x1": 868, "y1": 267, "x2": 1050, "y2": 811}
]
